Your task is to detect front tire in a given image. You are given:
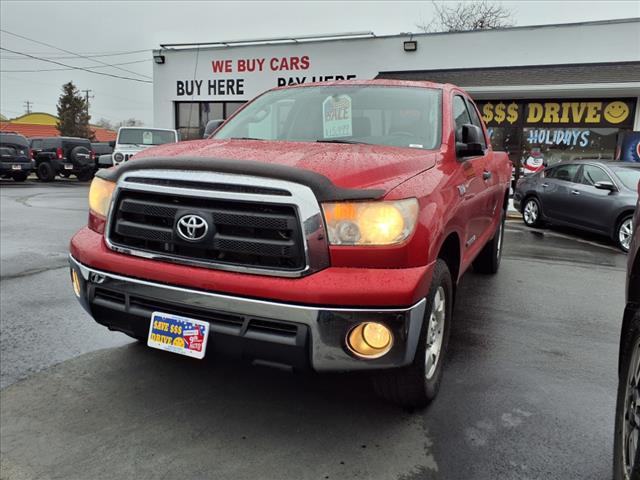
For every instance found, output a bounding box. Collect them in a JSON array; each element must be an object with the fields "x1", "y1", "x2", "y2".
[
  {"x1": 617, "y1": 215, "x2": 634, "y2": 253},
  {"x1": 614, "y1": 312, "x2": 640, "y2": 480},
  {"x1": 372, "y1": 259, "x2": 453, "y2": 409},
  {"x1": 522, "y1": 197, "x2": 542, "y2": 228}
]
